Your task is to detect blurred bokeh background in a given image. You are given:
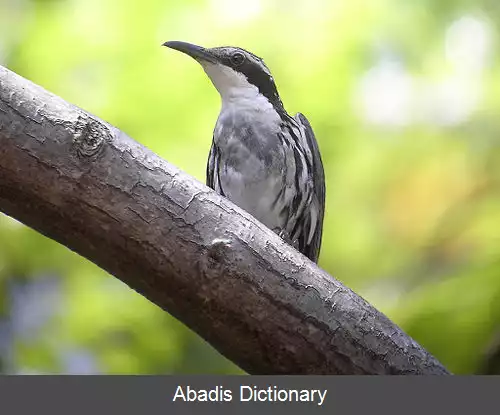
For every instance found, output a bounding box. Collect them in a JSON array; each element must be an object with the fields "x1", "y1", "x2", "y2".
[{"x1": 1, "y1": 0, "x2": 500, "y2": 374}]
